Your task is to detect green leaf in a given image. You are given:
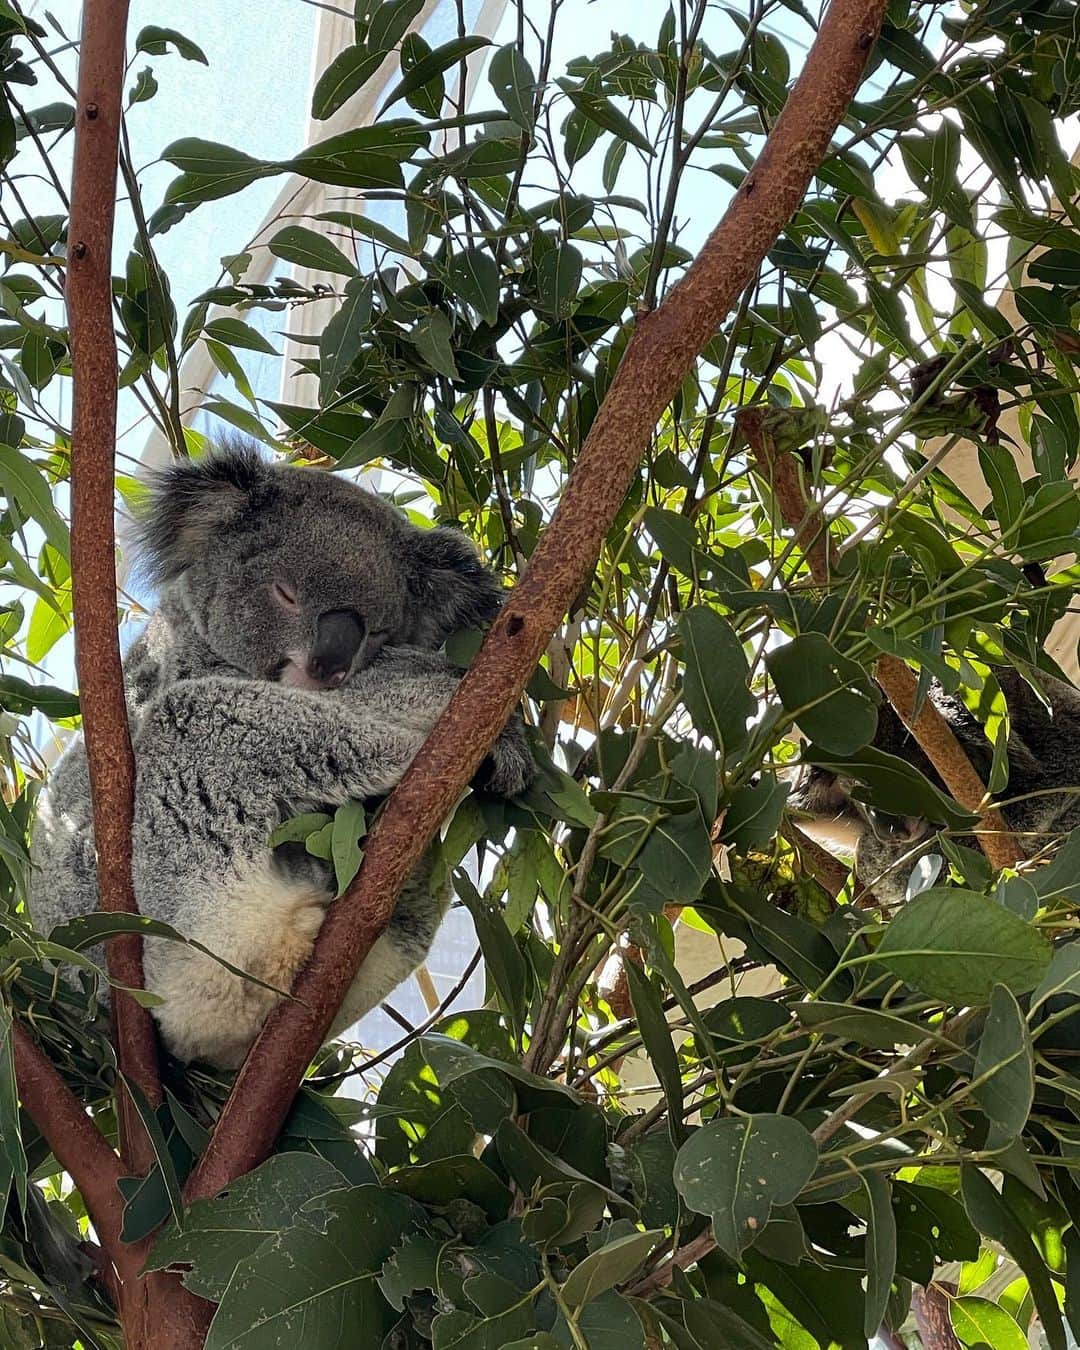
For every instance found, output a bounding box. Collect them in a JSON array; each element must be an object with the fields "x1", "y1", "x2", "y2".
[
  {"x1": 625, "y1": 960, "x2": 683, "y2": 1144},
  {"x1": 535, "y1": 244, "x2": 583, "y2": 321},
  {"x1": 399, "y1": 33, "x2": 444, "y2": 117},
  {"x1": 135, "y1": 25, "x2": 208, "y2": 62},
  {"x1": 723, "y1": 779, "x2": 789, "y2": 851},
  {"x1": 145, "y1": 1154, "x2": 346, "y2": 1299},
  {"x1": 1029, "y1": 249, "x2": 1080, "y2": 286},
  {"x1": 382, "y1": 36, "x2": 490, "y2": 111},
  {"x1": 162, "y1": 139, "x2": 275, "y2": 206},
  {"x1": 331, "y1": 800, "x2": 366, "y2": 896},
  {"x1": 421, "y1": 1034, "x2": 579, "y2": 1111},
  {"x1": 268, "y1": 225, "x2": 358, "y2": 277},
  {"x1": 793, "y1": 1000, "x2": 928, "y2": 1049},
  {"x1": 411, "y1": 310, "x2": 459, "y2": 379},
  {"x1": 766, "y1": 633, "x2": 878, "y2": 754},
  {"x1": 0, "y1": 674, "x2": 78, "y2": 720},
  {"x1": 319, "y1": 274, "x2": 374, "y2": 402},
  {"x1": 129, "y1": 66, "x2": 158, "y2": 107},
  {"x1": 268, "y1": 812, "x2": 333, "y2": 848},
  {"x1": 979, "y1": 443, "x2": 1024, "y2": 533},
  {"x1": 489, "y1": 44, "x2": 536, "y2": 130},
  {"x1": 950, "y1": 1295, "x2": 1029, "y2": 1350},
  {"x1": 26, "y1": 590, "x2": 71, "y2": 664},
  {"x1": 204, "y1": 1187, "x2": 416, "y2": 1350},
  {"x1": 861, "y1": 1171, "x2": 897, "y2": 1339},
  {"x1": 564, "y1": 88, "x2": 655, "y2": 155},
  {"x1": 382, "y1": 1155, "x2": 512, "y2": 1224},
  {"x1": 804, "y1": 744, "x2": 979, "y2": 831},
  {"x1": 971, "y1": 985, "x2": 1033, "y2": 1146},
  {"x1": 961, "y1": 1167, "x2": 1066, "y2": 1350},
  {"x1": 1017, "y1": 482, "x2": 1080, "y2": 561},
  {"x1": 560, "y1": 1228, "x2": 662, "y2": 1308},
  {"x1": 444, "y1": 248, "x2": 500, "y2": 327},
  {"x1": 311, "y1": 46, "x2": 386, "y2": 120},
  {"x1": 366, "y1": 0, "x2": 426, "y2": 52},
  {"x1": 121, "y1": 1078, "x2": 185, "y2": 1231},
  {"x1": 0, "y1": 445, "x2": 69, "y2": 559},
  {"x1": 677, "y1": 606, "x2": 754, "y2": 758},
  {"x1": 874, "y1": 890, "x2": 1051, "y2": 1005},
  {"x1": 455, "y1": 871, "x2": 528, "y2": 1043},
  {"x1": 202, "y1": 317, "x2": 278, "y2": 354},
  {"x1": 0, "y1": 1003, "x2": 26, "y2": 1222},
  {"x1": 49, "y1": 912, "x2": 292, "y2": 1000},
  {"x1": 553, "y1": 1290, "x2": 646, "y2": 1348},
  {"x1": 674, "y1": 1114, "x2": 818, "y2": 1257}
]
